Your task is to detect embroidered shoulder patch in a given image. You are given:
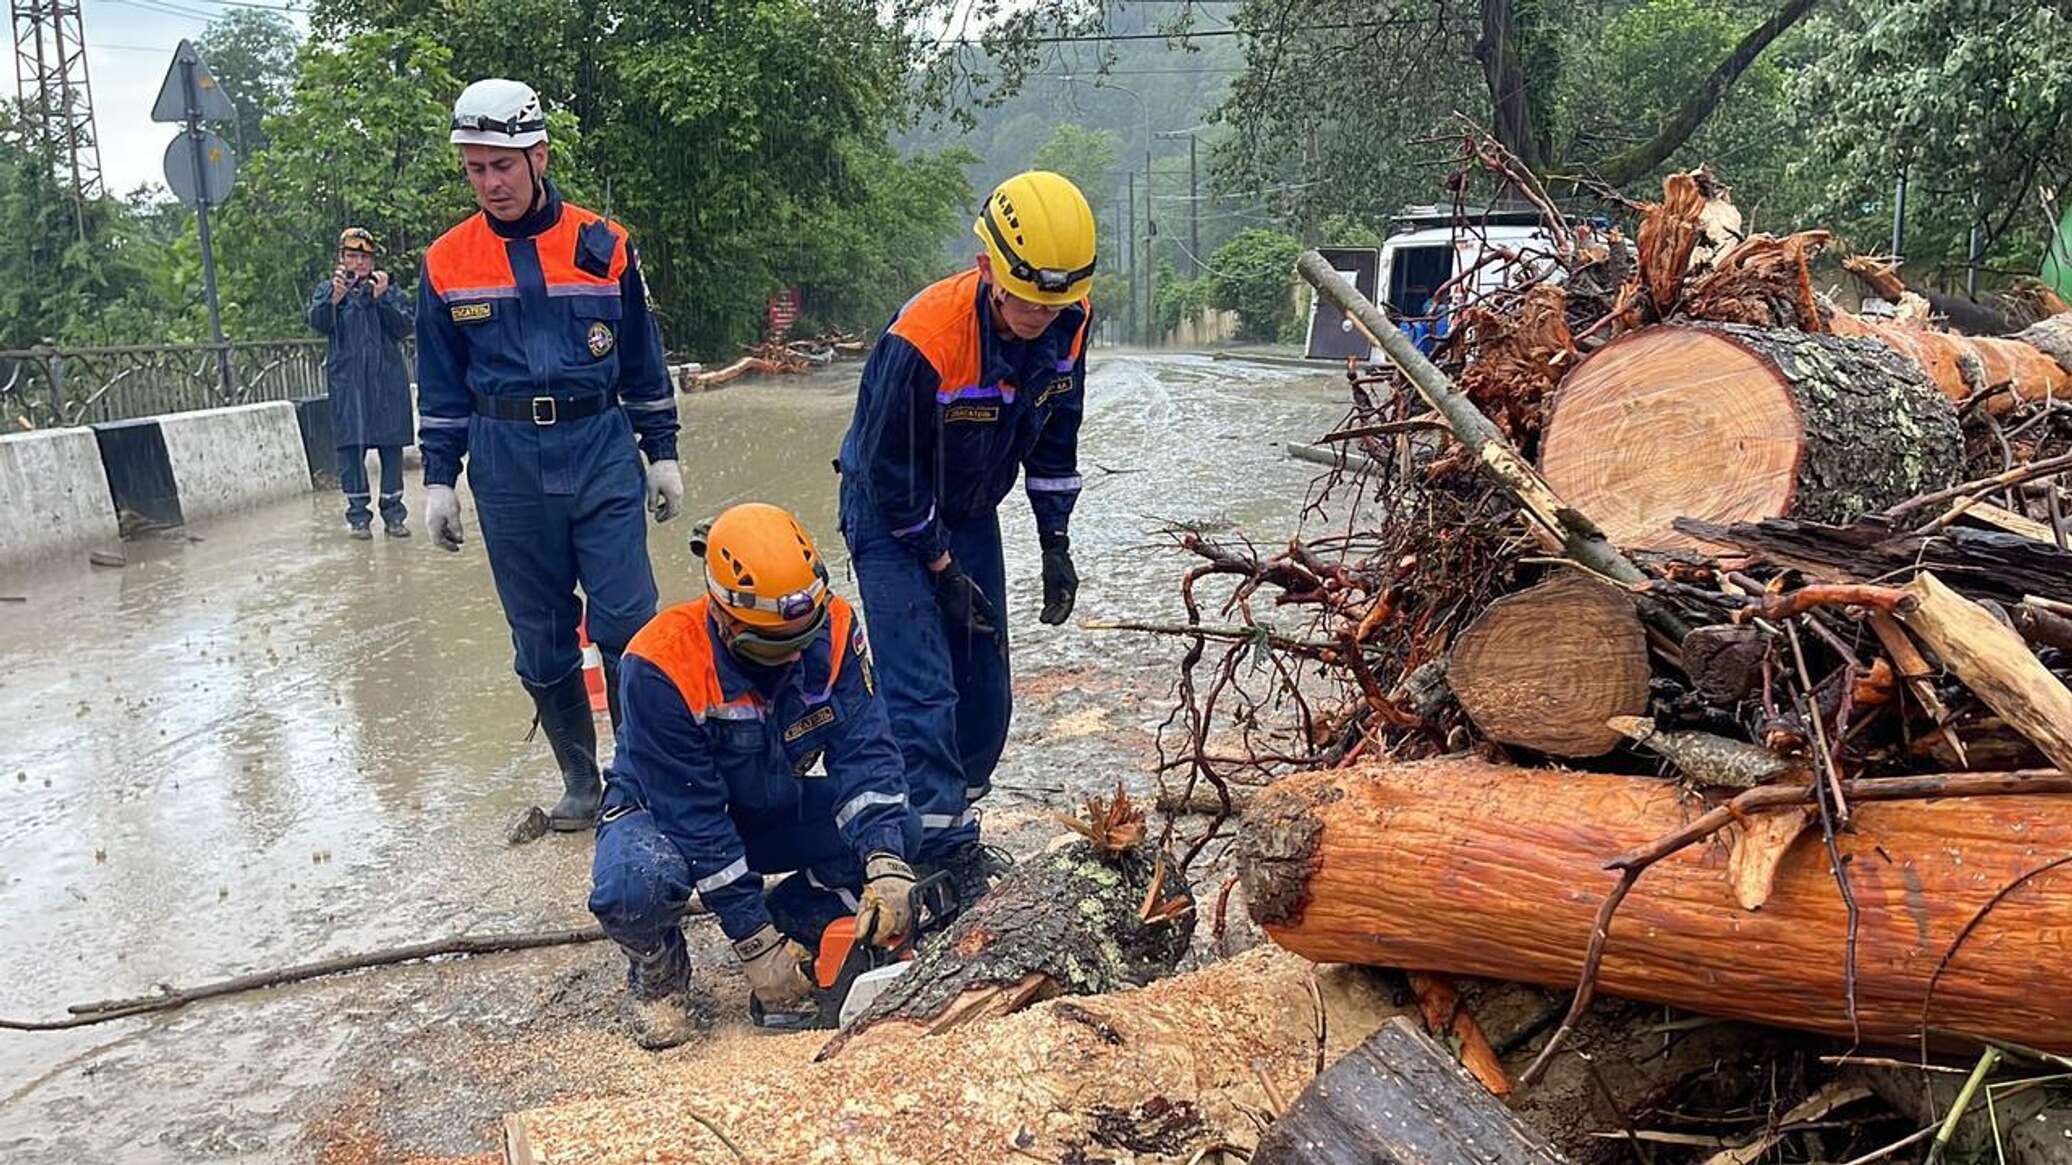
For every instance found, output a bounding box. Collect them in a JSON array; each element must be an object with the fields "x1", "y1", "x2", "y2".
[{"x1": 449, "y1": 302, "x2": 491, "y2": 324}]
